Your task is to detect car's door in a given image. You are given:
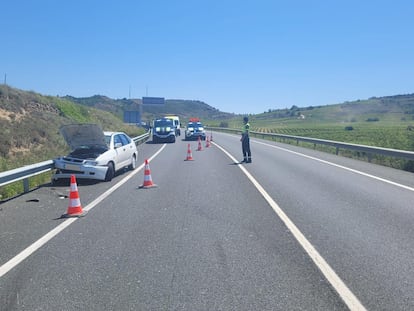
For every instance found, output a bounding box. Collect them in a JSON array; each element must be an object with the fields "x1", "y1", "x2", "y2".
[{"x1": 113, "y1": 134, "x2": 130, "y2": 168}]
